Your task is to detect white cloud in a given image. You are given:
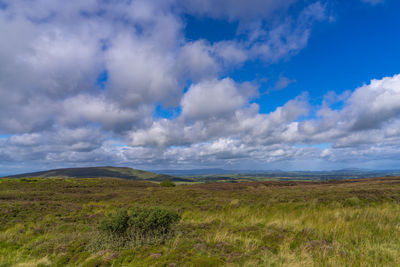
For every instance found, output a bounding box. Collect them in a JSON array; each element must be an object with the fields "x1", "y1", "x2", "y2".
[
  {"x1": 60, "y1": 95, "x2": 153, "y2": 132},
  {"x1": 274, "y1": 76, "x2": 296, "y2": 90},
  {"x1": 105, "y1": 34, "x2": 180, "y2": 107},
  {"x1": 345, "y1": 75, "x2": 400, "y2": 130},
  {"x1": 2, "y1": 0, "x2": 397, "y2": 171},
  {"x1": 212, "y1": 41, "x2": 248, "y2": 66},
  {"x1": 125, "y1": 74, "x2": 400, "y2": 168},
  {"x1": 177, "y1": 40, "x2": 220, "y2": 81},
  {"x1": 249, "y1": 2, "x2": 327, "y2": 62},
  {"x1": 9, "y1": 134, "x2": 41, "y2": 146},
  {"x1": 181, "y1": 78, "x2": 249, "y2": 119}
]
